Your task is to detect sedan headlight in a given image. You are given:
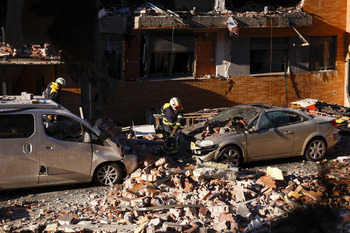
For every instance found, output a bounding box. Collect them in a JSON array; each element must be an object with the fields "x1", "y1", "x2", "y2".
[{"x1": 197, "y1": 140, "x2": 215, "y2": 147}]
